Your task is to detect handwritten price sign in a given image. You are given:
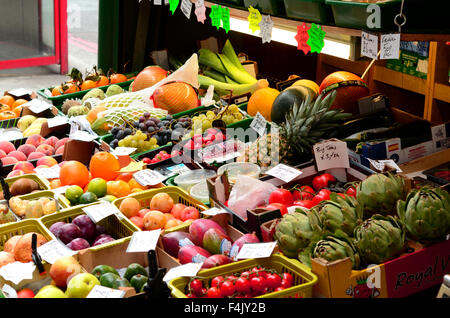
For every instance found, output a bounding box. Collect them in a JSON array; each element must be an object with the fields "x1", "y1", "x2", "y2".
[{"x1": 313, "y1": 139, "x2": 350, "y2": 171}]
